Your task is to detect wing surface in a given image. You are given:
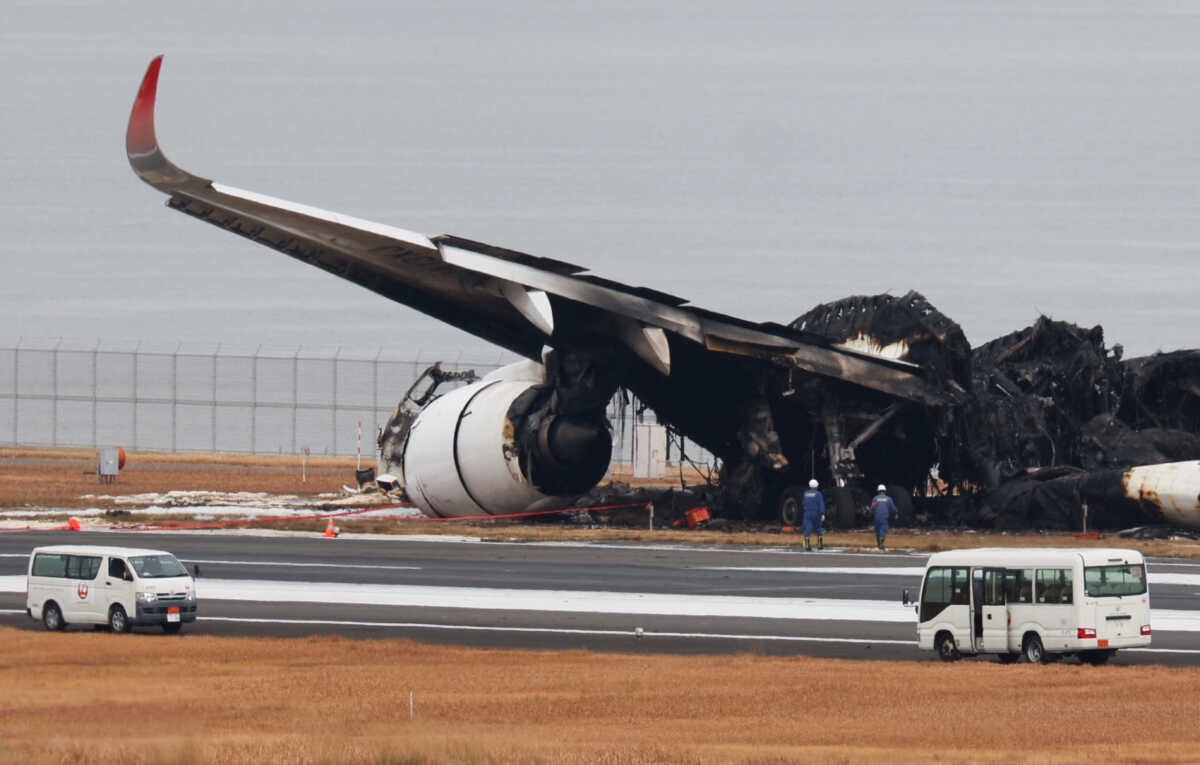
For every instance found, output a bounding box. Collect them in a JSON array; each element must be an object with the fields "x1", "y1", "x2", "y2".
[{"x1": 127, "y1": 56, "x2": 950, "y2": 406}]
